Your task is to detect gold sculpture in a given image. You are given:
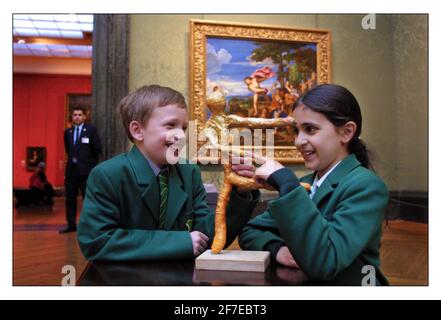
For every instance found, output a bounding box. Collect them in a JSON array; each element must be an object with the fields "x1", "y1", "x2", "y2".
[{"x1": 202, "y1": 91, "x2": 310, "y2": 254}]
